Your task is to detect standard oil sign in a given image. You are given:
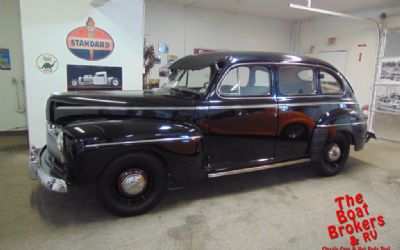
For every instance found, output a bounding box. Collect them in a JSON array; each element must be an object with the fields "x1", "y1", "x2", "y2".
[{"x1": 66, "y1": 17, "x2": 114, "y2": 61}]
